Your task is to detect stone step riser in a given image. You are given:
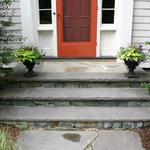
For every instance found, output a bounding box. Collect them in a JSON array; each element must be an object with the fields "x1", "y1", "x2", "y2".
[
  {"x1": 3, "y1": 81, "x2": 145, "y2": 88},
  {"x1": 1, "y1": 121, "x2": 150, "y2": 129},
  {"x1": 0, "y1": 100, "x2": 150, "y2": 107},
  {"x1": 1, "y1": 106, "x2": 149, "y2": 129}
]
